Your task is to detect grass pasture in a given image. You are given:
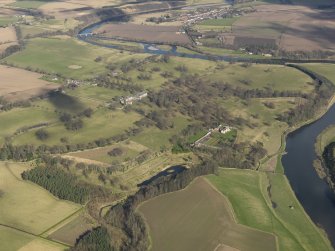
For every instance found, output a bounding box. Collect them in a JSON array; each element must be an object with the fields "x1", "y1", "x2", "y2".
[
  {"x1": 315, "y1": 125, "x2": 335, "y2": 156},
  {"x1": 206, "y1": 129, "x2": 237, "y2": 146},
  {"x1": 219, "y1": 96, "x2": 294, "y2": 155},
  {"x1": 3, "y1": 36, "x2": 109, "y2": 79},
  {"x1": 138, "y1": 177, "x2": 277, "y2": 251},
  {"x1": 124, "y1": 56, "x2": 216, "y2": 89},
  {"x1": 0, "y1": 162, "x2": 81, "y2": 235},
  {"x1": 197, "y1": 17, "x2": 238, "y2": 32},
  {"x1": 131, "y1": 115, "x2": 190, "y2": 150},
  {"x1": 13, "y1": 108, "x2": 142, "y2": 146},
  {"x1": 0, "y1": 225, "x2": 34, "y2": 251},
  {"x1": 299, "y1": 63, "x2": 335, "y2": 85},
  {"x1": 0, "y1": 16, "x2": 18, "y2": 27},
  {"x1": 207, "y1": 169, "x2": 333, "y2": 251},
  {"x1": 67, "y1": 140, "x2": 148, "y2": 164},
  {"x1": 9, "y1": 0, "x2": 50, "y2": 9},
  {"x1": 211, "y1": 63, "x2": 313, "y2": 92},
  {"x1": 65, "y1": 85, "x2": 127, "y2": 104},
  {"x1": 0, "y1": 106, "x2": 57, "y2": 145},
  {"x1": 0, "y1": 226, "x2": 65, "y2": 251},
  {"x1": 199, "y1": 18, "x2": 239, "y2": 27}
]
